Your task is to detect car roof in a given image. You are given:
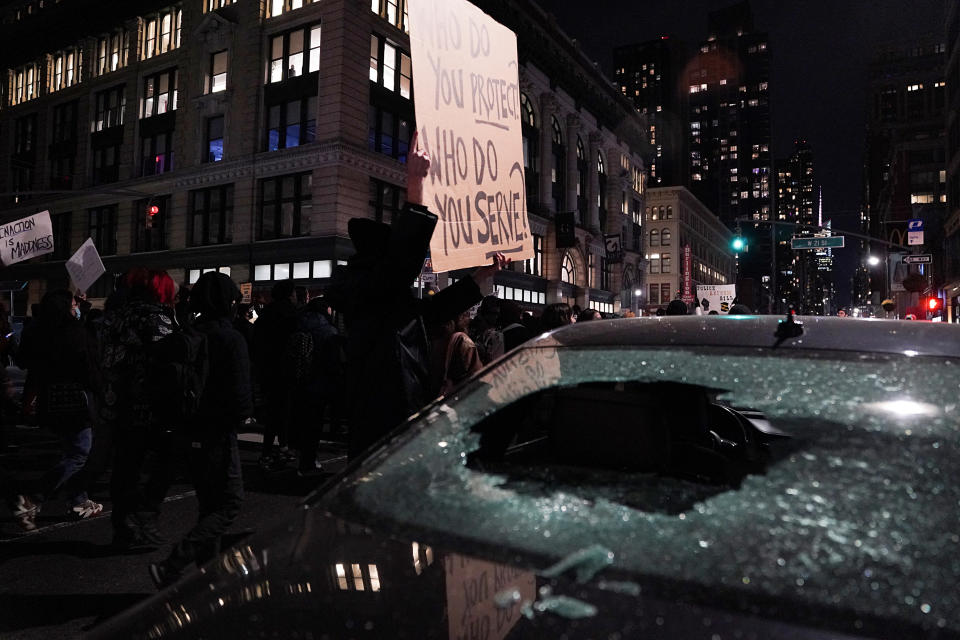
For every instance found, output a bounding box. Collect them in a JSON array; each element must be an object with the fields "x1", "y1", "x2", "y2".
[{"x1": 532, "y1": 315, "x2": 960, "y2": 358}]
